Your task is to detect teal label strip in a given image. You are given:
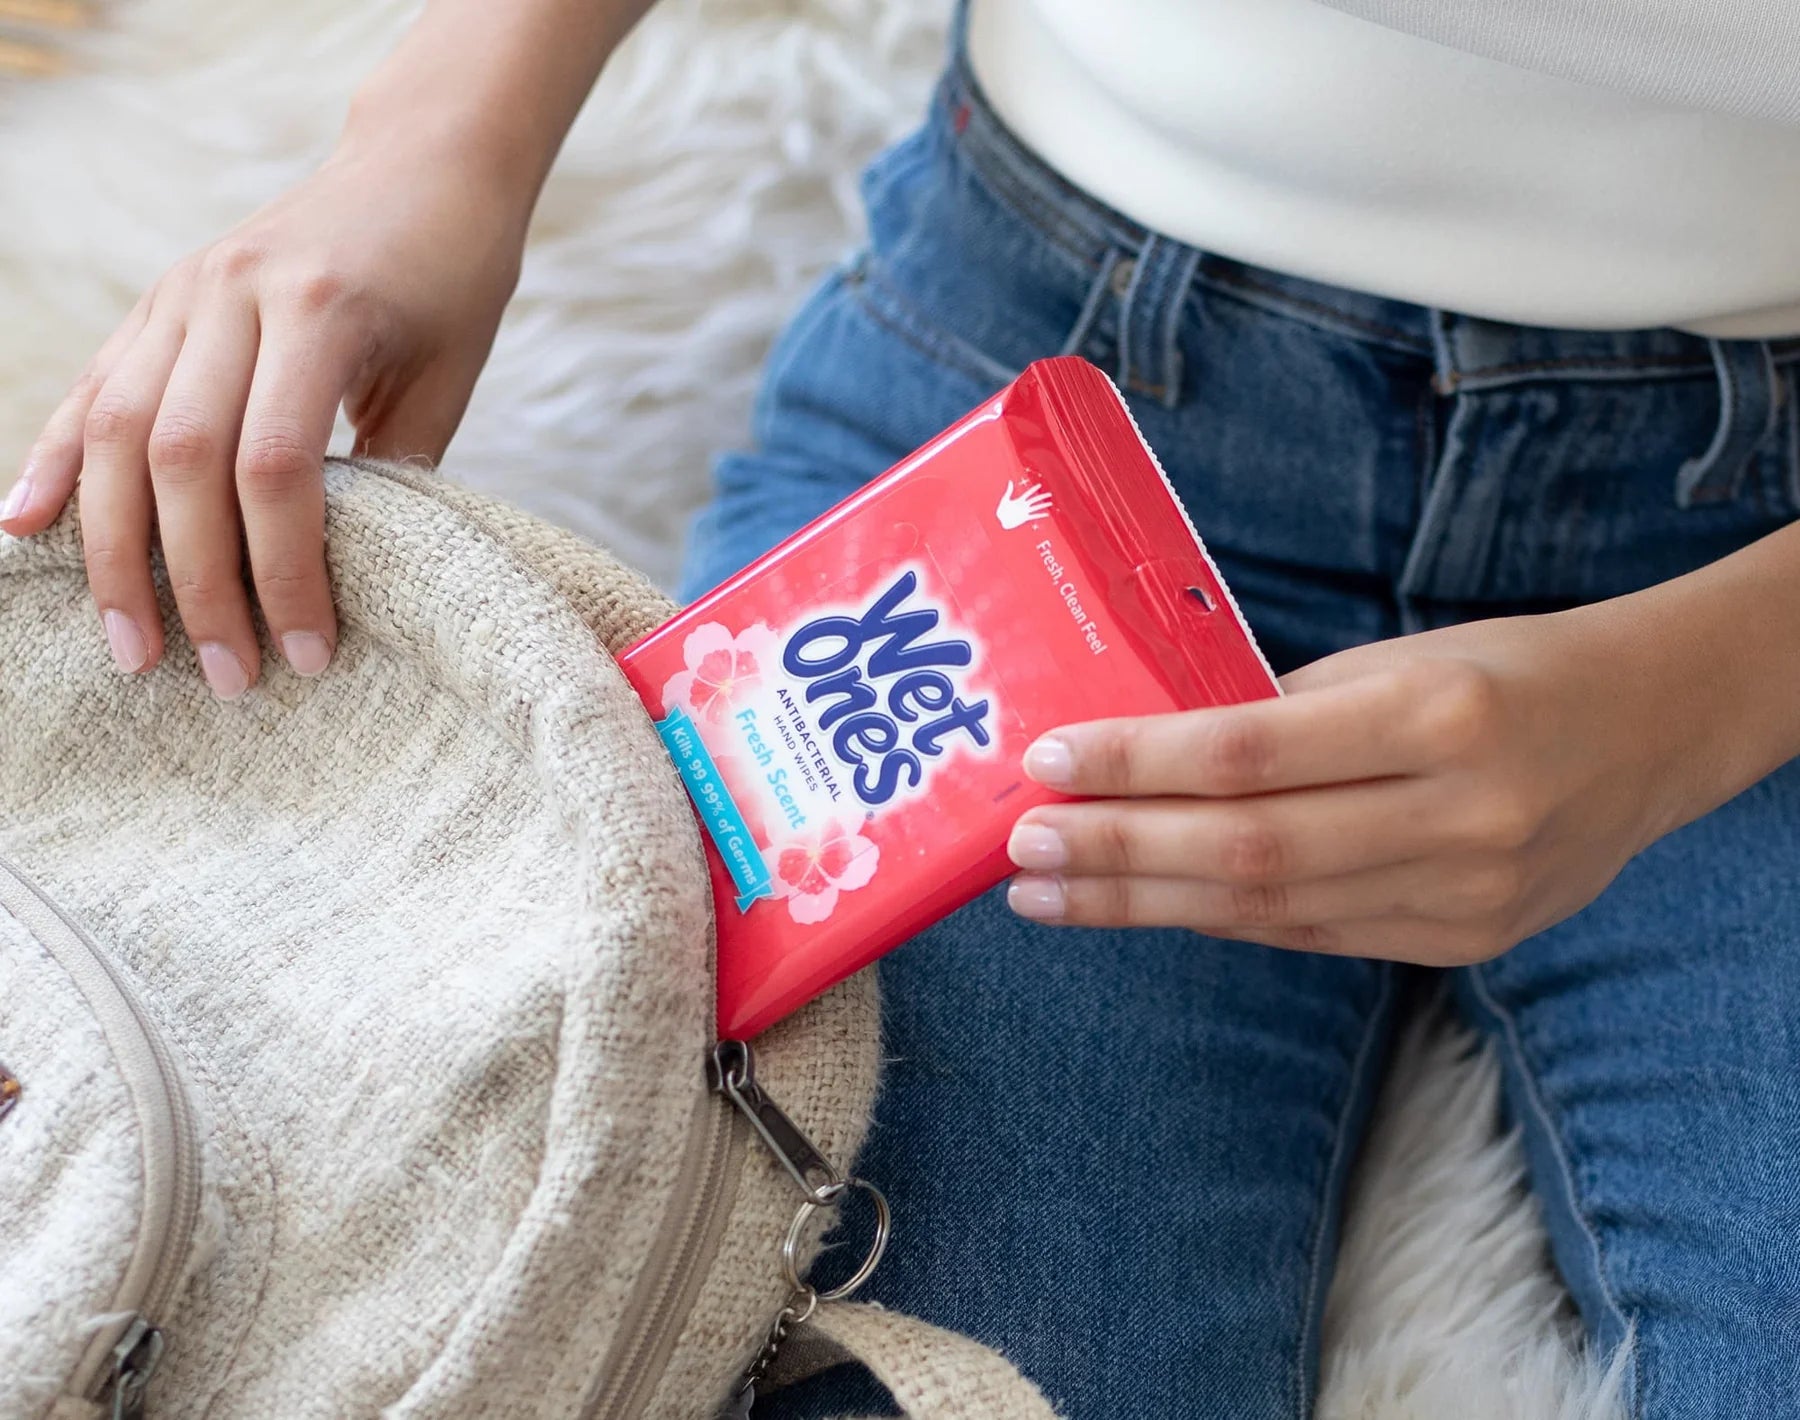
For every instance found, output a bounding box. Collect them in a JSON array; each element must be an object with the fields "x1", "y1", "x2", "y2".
[{"x1": 656, "y1": 707, "x2": 775, "y2": 913}]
